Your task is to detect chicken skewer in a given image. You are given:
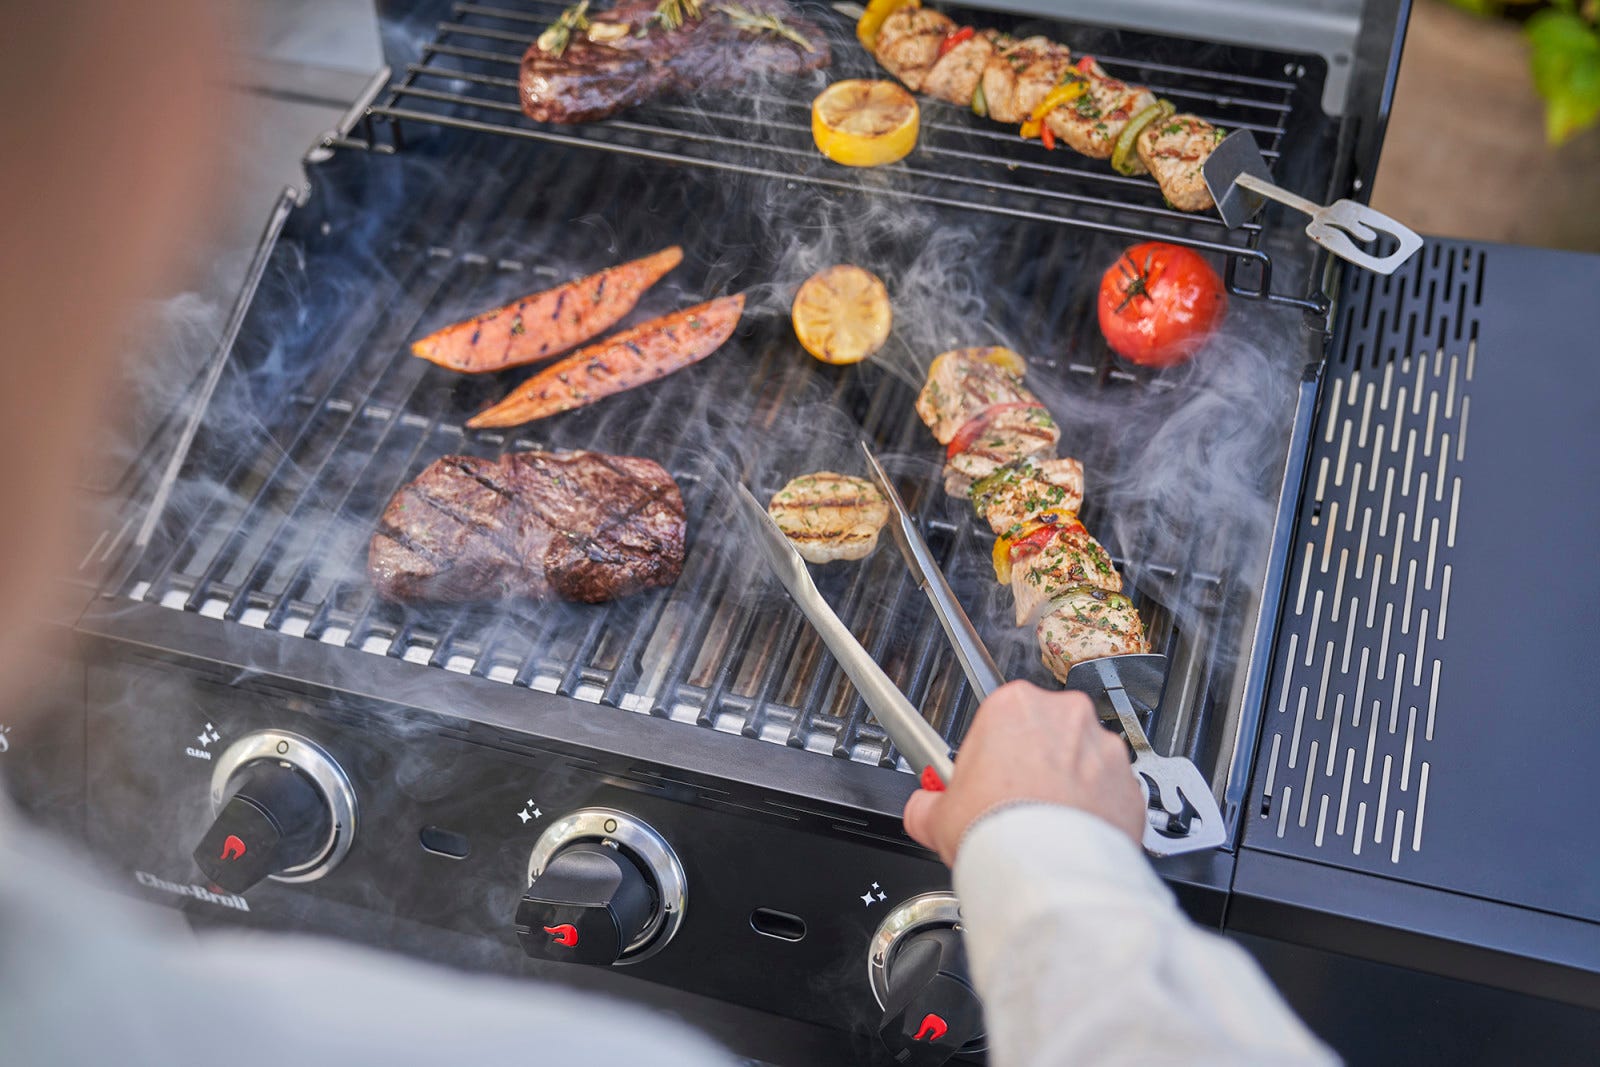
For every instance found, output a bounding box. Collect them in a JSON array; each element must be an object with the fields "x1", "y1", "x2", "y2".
[
  {"x1": 867, "y1": 4, "x2": 1223, "y2": 212},
  {"x1": 915, "y1": 347, "x2": 1149, "y2": 682}
]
